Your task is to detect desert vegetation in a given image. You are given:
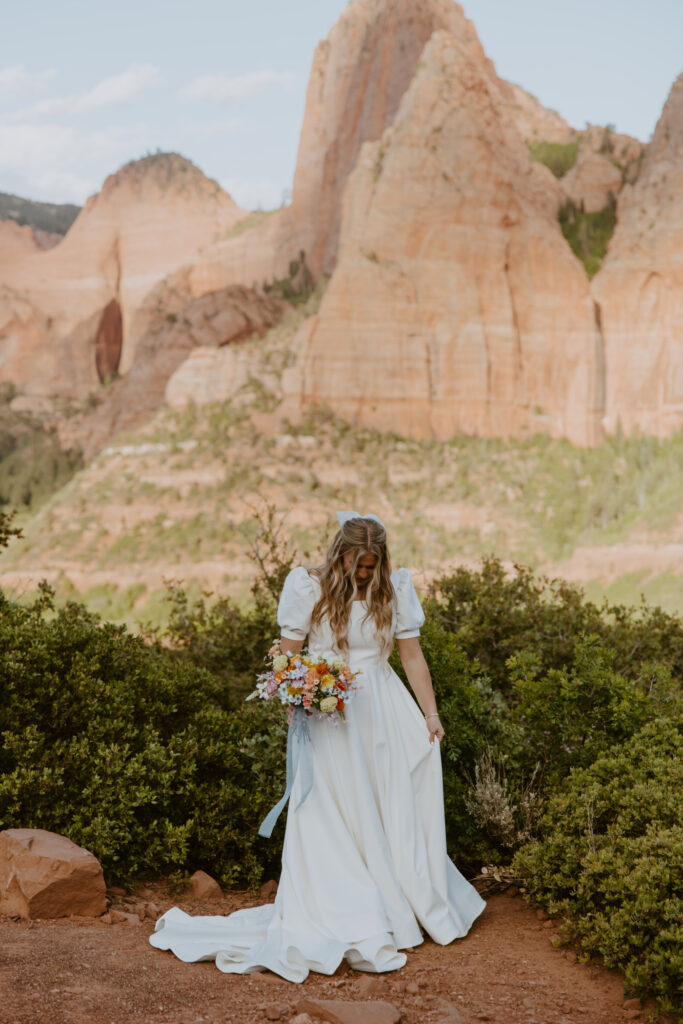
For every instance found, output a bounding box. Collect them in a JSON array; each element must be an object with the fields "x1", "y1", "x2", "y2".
[
  {"x1": 0, "y1": 384, "x2": 83, "y2": 510},
  {"x1": 527, "y1": 139, "x2": 579, "y2": 178},
  {"x1": 0, "y1": 191, "x2": 80, "y2": 235},
  {"x1": 559, "y1": 195, "x2": 618, "y2": 277}
]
